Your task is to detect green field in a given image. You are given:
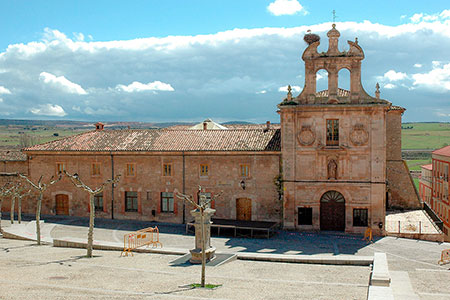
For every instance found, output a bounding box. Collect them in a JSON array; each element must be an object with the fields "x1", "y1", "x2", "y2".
[
  {"x1": 402, "y1": 122, "x2": 450, "y2": 150},
  {"x1": 406, "y1": 159, "x2": 432, "y2": 171},
  {"x1": 0, "y1": 125, "x2": 86, "y2": 148}
]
